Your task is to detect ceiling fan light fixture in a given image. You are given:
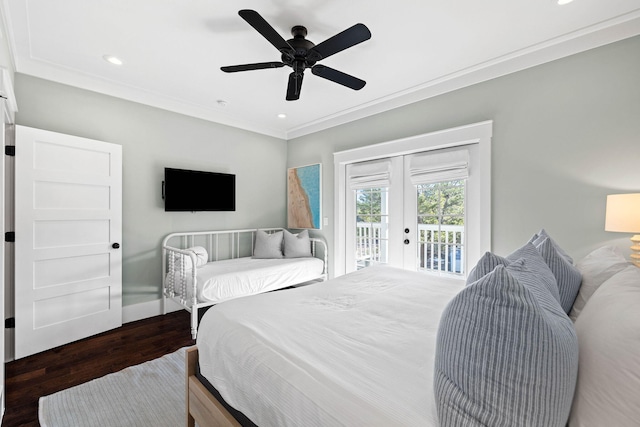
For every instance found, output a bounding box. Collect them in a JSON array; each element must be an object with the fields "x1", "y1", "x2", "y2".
[{"x1": 103, "y1": 55, "x2": 123, "y2": 66}]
